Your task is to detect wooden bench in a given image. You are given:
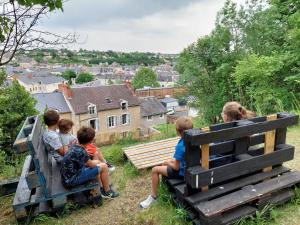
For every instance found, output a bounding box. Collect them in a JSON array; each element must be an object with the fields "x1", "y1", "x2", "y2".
[
  {"x1": 12, "y1": 116, "x2": 101, "y2": 222},
  {"x1": 123, "y1": 137, "x2": 180, "y2": 169},
  {"x1": 164, "y1": 112, "x2": 300, "y2": 225}
]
